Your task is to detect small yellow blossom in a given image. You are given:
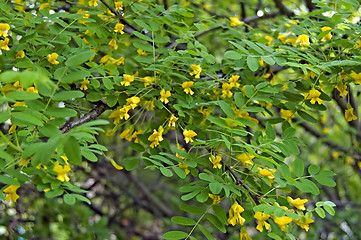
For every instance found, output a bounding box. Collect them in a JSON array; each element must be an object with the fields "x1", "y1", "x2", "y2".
[
  {"x1": 108, "y1": 105, "x2": 132, "y2": 124},
  {"x1": 26, "y1": 85, "x2": 38, "y2": 93},
  {"x1": 258, "y1": 59, "x2": 264, "y2": 67},
  {"x1": 259, "y1": 101, "x2": 272, "y2": 109},
  {"x1": 0, "y1": 38, "x2": 10, "y2": 50},
  {"x1": 345, "y1": 156, "x2": 353, "y2": 164},
  {"x1": 126, "y1": 96, "x2": 140, "y2": 109},
  {"x1": 332, "y1": 151, "x2": 340, "y2": 159},
  {"x1": 109, "y1": 39, "x2": 118, "y2": 50},
  {"x1": 167, "y1": 115, "x2": 178, "y2": 129},
  {"x1": 222, "y1": 82, "x2": 233, "y2": 98},
  {"x1": 239, "y1": 227, "x2": 252, "y2": 240},
  {"x1": 141, "y1": 76, "x2": 153, "y2": 87},
  {"x1": 294, "y1": 216, "x2": 314, "y2": 232},
  {"x1": 179, "y1": 163, "x2": 190, "y2": 175},
  {"x1": 0, "y1": 23, "x2": 10, "y2": 37},
  {"x1": 259, "y1": 168, "x2": 276, "y2": 180},
  {"x1": 237, "y1": 153, "x2": 255, "y2": 167},
  {"x1": 182, "y1": 81, "x2": 194, "y2": 95},
  {"x1": 285, "y1": 36, "x2": 298, "y2": 46},
  {"x1": 287, "y1": 196, "x2": 308, "y2": 210},
  {"x1": 208, "y1": 193, "x2": 221, "y2": 205},
  {"x1": 189, "y1": 64, "x2": 202, "y2": 78},
  {"x1": 110, "y1": 159, "x2": 123, "y2": 170},
  {"x1": 321, "y1": 26, "x2": 332, "y2": 42},
  {"x1": 198, "y1": 107, "x2": 212, "y2": 124},
  {"x1": 19, "y1": 157, "x2": 31, "y2": 167},
  {"x1": 274, "y1": 216, "x2": 292, "y2": 232},
  {"x1": 281, "y1": 109, "x2": 294, "y2": 123},
  {"x1": 285, "y1": 20, "x2": 298, "y2": 27},
  {"x1": 80, "y1": 79, "x2": 90, "y2": 90},
  {"x1": 121, "y1": 74, "x2": 135, "y2": 86},
  {"x1": 356, "y1": 40, "x2": 361, "y2": 48},
  {"x1": 227, "y1": 202, "x2": 245, "y2": 226},
  {"x1": 16, "y1": 50, "x2": 25, "y2": 58},
  {"x1": 160, "y1": 89, "x2": 171, "y2": 104},
  {"x1": 277, "y1": 33, "x2": 287, "y2": 43},
  {"x1": 111, "y1": 57, "x2": 125, "y2": 65},
  {"x1": 39, "y1": 3, "x2": 50, "y2": 9},
  {"x1": 148, "y1": 126, "x2": 164, "y2": 148},
  {"x1": 345, "y1": 106, "x2": 357, "y2": 122},
  {"x1": 12, "y1": 101, "x2": 26, "y2": 107},
  {"x1": 47, "y1": 53, "x2": 59, "y2": 64},
  {"x1": 137, "y1": 49, "x2": 147, "y2": 56},
  {"x1": 183, "y1": 129, "x2": 197, "y2": 143},
  {"x1": 8, "y1": 124, "x2": 17, "y2": 134},
  {"x1": 114, "y1": 23, "x2": 125, "y2": 34},
  {"x1": 254, "y1": 212, "x2": 271, "y2": 232},
  {"x1": 304, "y1": 89, "x2": 322, "y2": 105},
  {"x1": 350, "y1": 71, "x2": 361, "y2": 84},
  {"x1": 53, "y1": 162, "x2": 71, "y2": 182},
  {"x1": 209, "y1": 155, "x2": 222, "y2": 169},
  {"x1": 298, "y1": 35, "x2": 310, "y2": 47},
  {"x1": 357, "y1": 161, "x2": 361, "y2": 170},
  {"x1": 114, "y1": 1, "x2": 123, "y2": 11},
  {"x1": 265, "y1": 35, "x2": 272, "y2": 45},
  {"x1": 99, "y1": 55, "x2": 111, "y2": 64},
  {"x1": 229, "y1": 75, "x2": 240, "y2": 87},
  {"x1": 229, "y1": 16, "x2": 243, "y2": 27},
  {"x1": 336, "y1": 83, "x2": 348, "y2": 97},
  {"x1": 88, "y1": 0, "x2": 99, "y2": 7},
  {"x1": 3, "y1": 185, "x2": 20, "y2": 203},
  {"x1": 340, "y1": 70, "x2": 348, "y2": 81},
  {"x1": 234, "y1": 109, "x2": 259, "y2": 125},
  {"x1": 132, "y1": 129, "x2": 142, "y2": 143},
  {"x1": 120, "y1": 128, "x2": 134, "y2": 141},
  {"x1": 143, "y1": 99, "x2": 155, "y2": 110}
]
